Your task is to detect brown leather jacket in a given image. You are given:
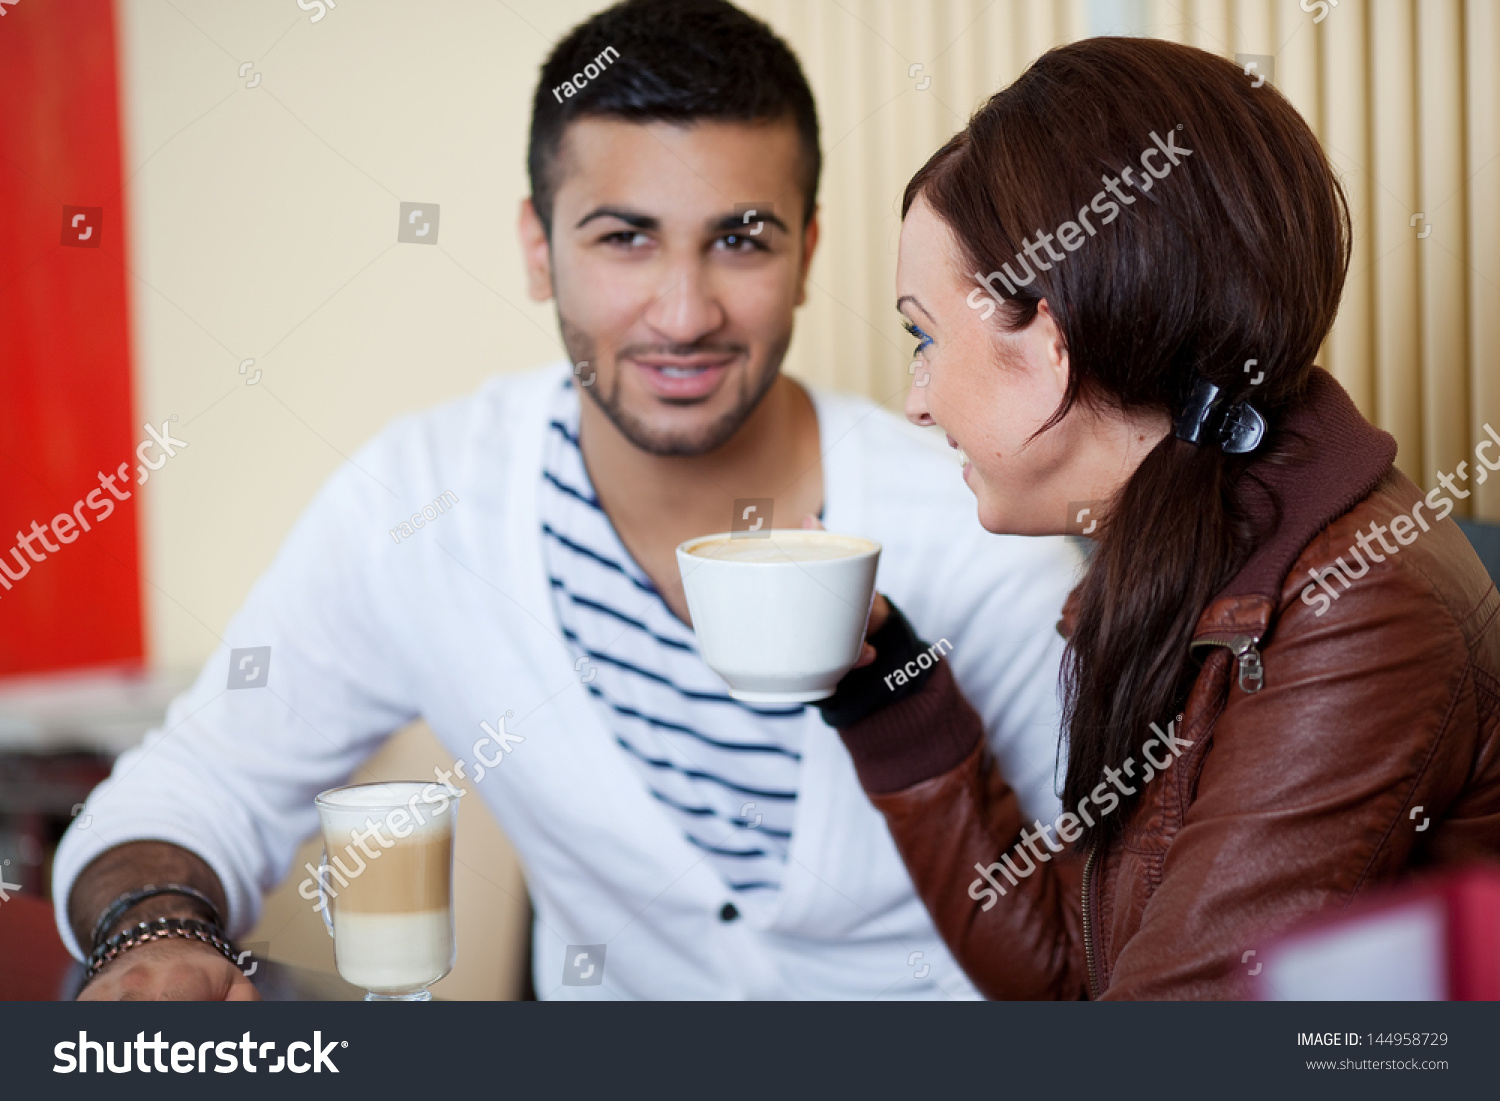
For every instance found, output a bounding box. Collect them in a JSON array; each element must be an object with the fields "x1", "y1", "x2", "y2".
[{"x1": 837, "y1": 372, "x2": 1500, "y2": 999}]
